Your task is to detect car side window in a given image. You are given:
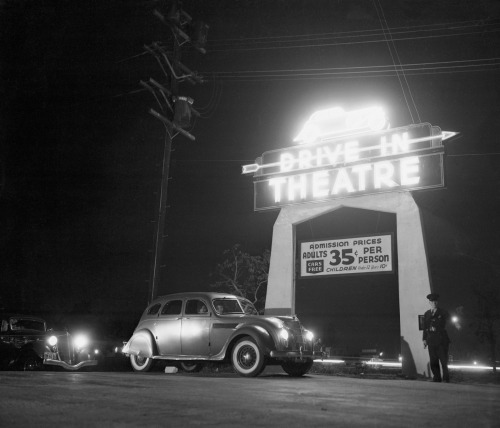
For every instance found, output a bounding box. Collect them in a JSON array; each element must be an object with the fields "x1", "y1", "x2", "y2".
[
  {"x1": 146, "y1": 303, "x2": 161, "y2": 315},
  {"x1": 160, "y1": 300, "x2": 183, "y2": 315},
  {"x1": 185, "y1": 299, "x2": 208, "y2": 315}
]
